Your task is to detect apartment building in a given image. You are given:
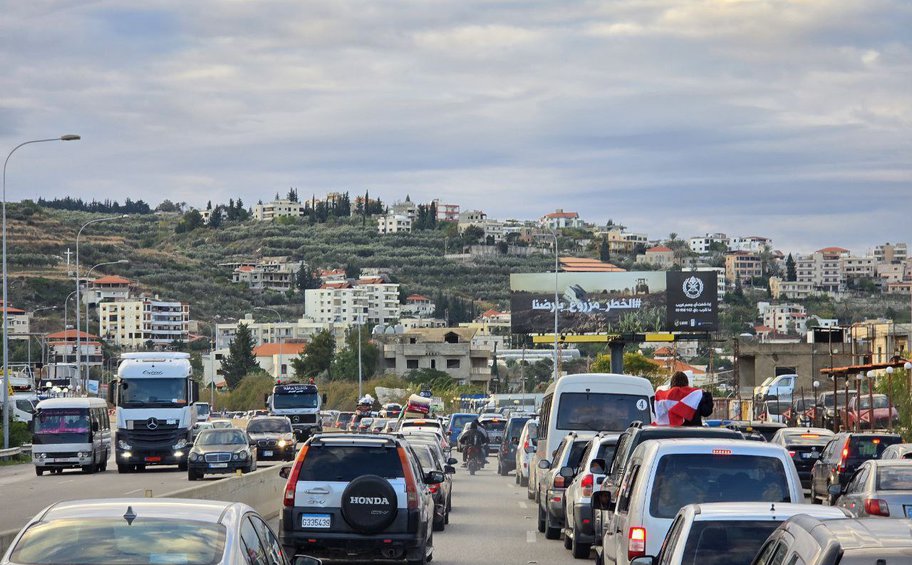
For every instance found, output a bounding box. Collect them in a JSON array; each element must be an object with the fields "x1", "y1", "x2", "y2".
[
  {"x1": 45, "y1": 329, "x2": 103, "y2": 367},
  {"x1": 598, "y1": 228, "x2": 649, "y2": 255},
  {"x1": 401, "y1": 294, "x2": 436, "y2": 318},
  {"x1": 540, "y1": 209, "x2": 583, "y2": 230},
  {"x1": 842, "y1": 255, "x2": 878, "y2": 281},
  {"x1": 433, "y1": 200, "x2": 460, "y2": 222},
  {"x1": 689, "y1": 233, "x2": 729, "y2": 254},
  {"x1": 758, "y1": 302, "x2": 808, "y2": 335},
  {"x1": 725, "y1": 252, "x2": 763, "y2": 284},
  {"x1": 874, "y1": 242, "x2": 908, "y2": 264},
  {"x1": 636, "y1": 245, "x2": 675, "y2": 268},
  {"x1": 389, "y1": 200, "x2": 418, "y2": 219},
  {"x1": 769, "y1": 277, "x2": 817, "y2": 300},
  {"x1": 796, "y1": 247, "x2": 849, "y2": 293},
  {"x1": 376, "y1": 327, "x2": 492, "y2": 386},
  {"x1": 304, "y1": 282, "x2": 400, "y2": 326},
  {"x1": 458, "y1": 210, "x2": 487, "y2": 230},
  {"x1": 1, "y1": 302, "x2": 29, "y2": 340},
  {"x1": 99, "y1": 298, "x2": 190, "y2": 348},
  {"x1": 232, "y1": 258, "x2": 304, "y2": 292},
  {"x1": 730, "y1": 236, "x2": 772, "y2": 252},
  {"x1": 83, "y1": 275, "x2": 133, "y2": 306},
  {"x1": 215, "y1": 315, "x2": 347, "y2": 350},
  {"x1": 252, "y1": 199, "x2": 306, "y2": 221},
  {"x1": 377, "y1": 214, "x2": 412, "y2": 234}
]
